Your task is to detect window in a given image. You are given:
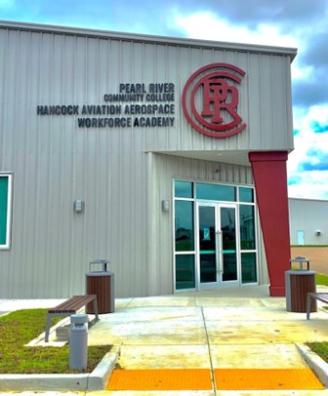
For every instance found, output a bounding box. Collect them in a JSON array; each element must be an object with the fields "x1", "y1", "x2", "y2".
[
  {"x1": 175, "y1": 200, "x2": 194, "y2": 251},
  {"x1": 174, "y1": 179, "x2": 258, "y2": 290},
  {"x1": 239, "y1": 203, "x2": 257, "y2": 284},
  {"x1": 241, "y1": 253, "x2": 257, "y2": 283},
  {"x1": 196, "y1": 183, "x2": 236, "y2": 201},
  {"x1": 239, "y1": 205, "x2": 256, "y2": 249},
  {"x1": 0, "y1": 175, "x2": 12, "y2": 249},
  {"x1": 174, "y1": 180, "x2": 193, "y2": 198},
  {"x1": 175, "y1": 255, "x2": 195, "y2": 289},
  {"x1": 239, "y1": 187, "x2": 254, "y2": 203}
]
